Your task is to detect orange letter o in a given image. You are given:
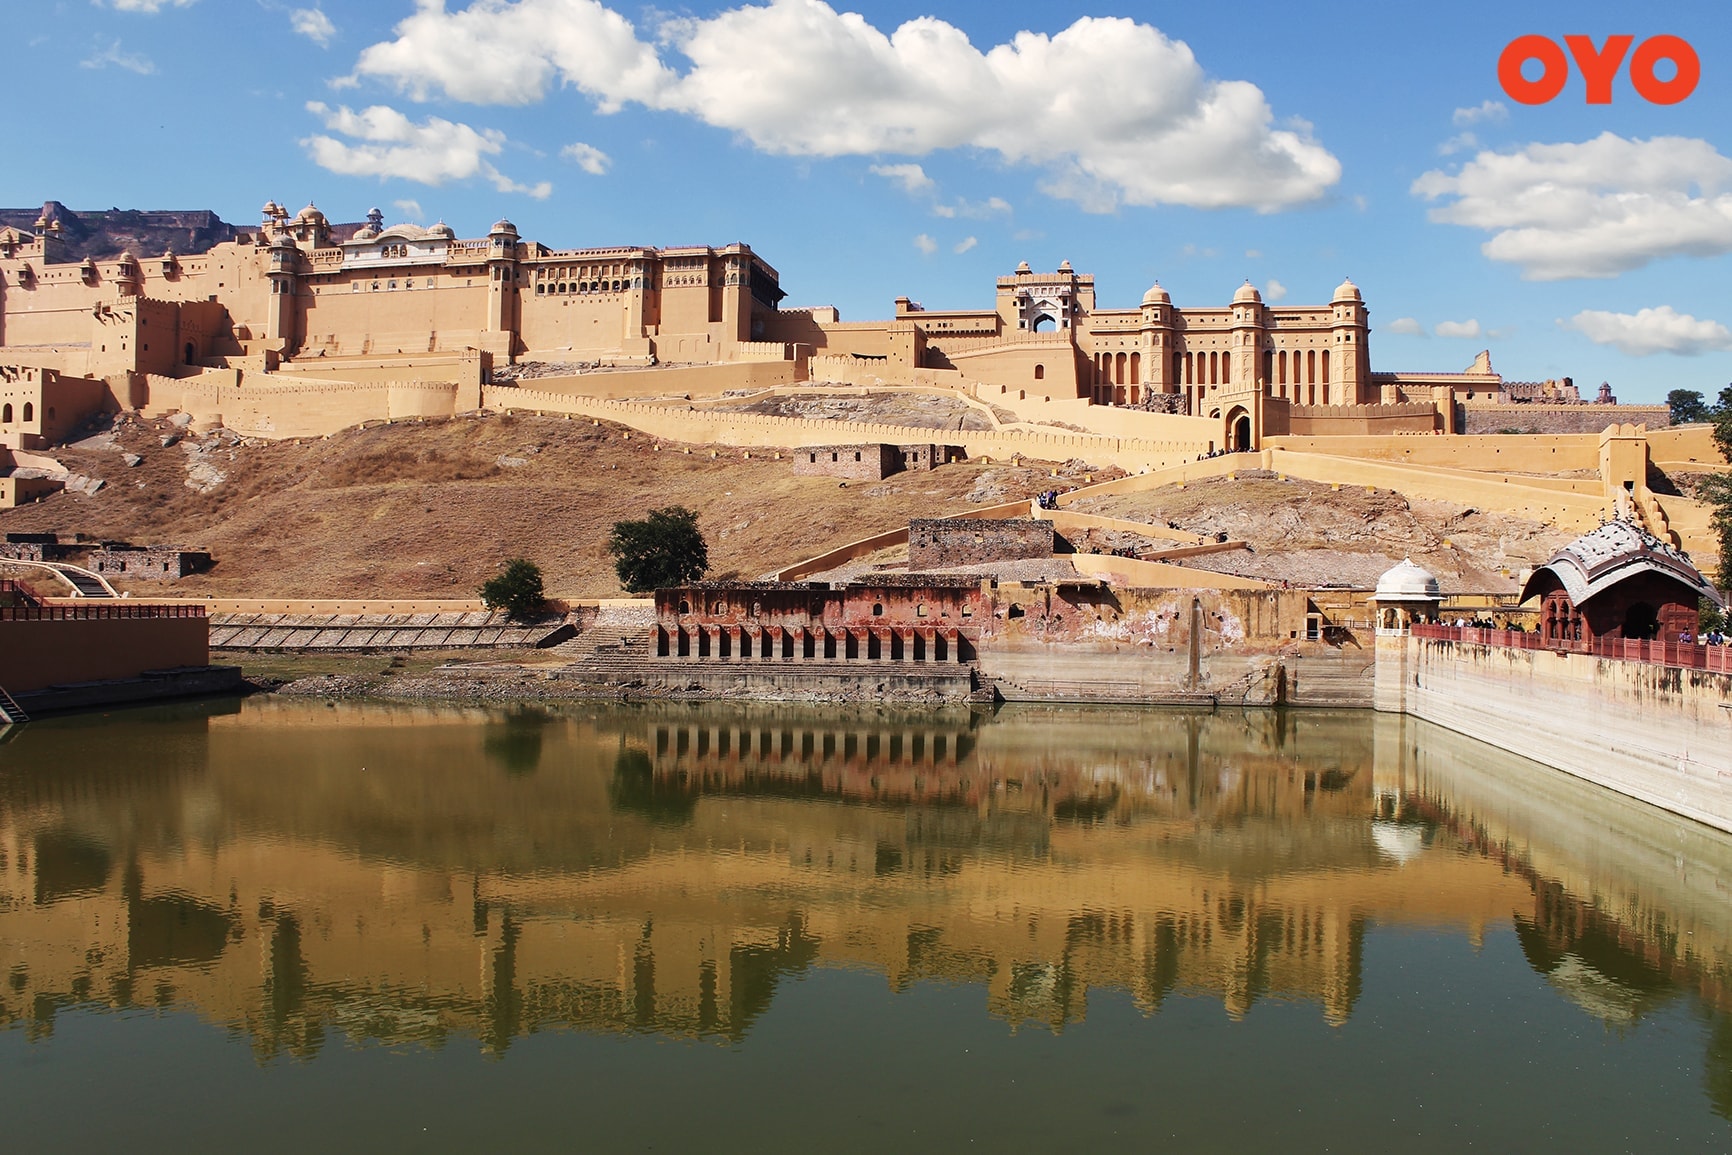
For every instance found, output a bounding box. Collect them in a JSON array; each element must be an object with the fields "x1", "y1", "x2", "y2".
[
  {"x1": 1630, "y1": 35, "x2": 1699, "y2": 104},
  {"x1": 1499, "y1": 35, "x2": 1569, "y2": 104}
]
